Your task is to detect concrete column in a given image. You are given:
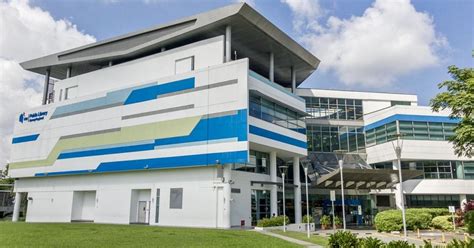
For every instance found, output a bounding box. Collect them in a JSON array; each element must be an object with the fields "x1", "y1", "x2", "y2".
[
  {"x1": 12, "y1": 192, "x2": 22, "y2": 222},
  {"x1": 66, "y1": 66, "x2": 72, "y2": 78},
  {"x1": 270, "y1": 151, "x2": 278, "y2": 216},
  {"x1": 291, "y1": 67, "x2": 296, "y2": 93},
  {"x1": 392, "y1": 160, "x2": 405, "y2": 210},
  {"x1": 223, "y1": 164, "x2": 232, "y2": 228},
  {"x1": 108, "y1": 61, "x2": 113, "y2": 67},
  {"x1": 460, "y1": 194, "x2": 467, "y2": 210},
  {"x1": 160, "y1": 47, "x2": 166, "y2": 52},
  {"x1": 269, "y1": 52, "x2": 274, "y2": 82},
  {"x1": 225, "y1": 25, "x2": 231, "y2": 62},
  {"x1": 293, "y1": 156, "x2": 302, "y2": 224},
  {"x1": 42, "y1": 69, "x2": 50, "y2": 105}
]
